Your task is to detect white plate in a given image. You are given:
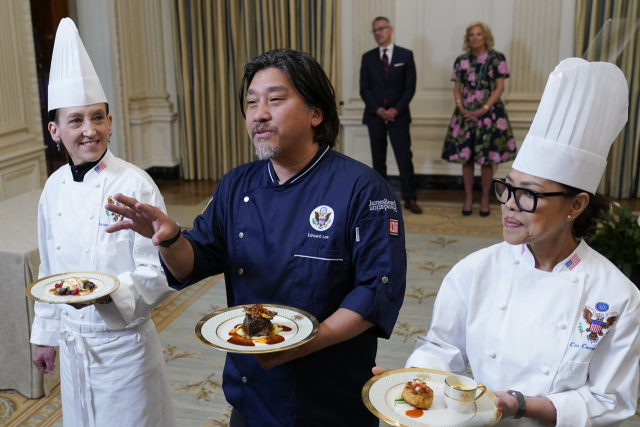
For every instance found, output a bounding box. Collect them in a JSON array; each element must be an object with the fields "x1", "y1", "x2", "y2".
[
  {"x1": 362, "y1": 368, "x2": 501, "y2": 427},
  {"x1": 26, "y1": 272, "x2": 119, "y2": 304},
  {"x1": 195, "y1": 304, "x2": 319, "y2": 354}
]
